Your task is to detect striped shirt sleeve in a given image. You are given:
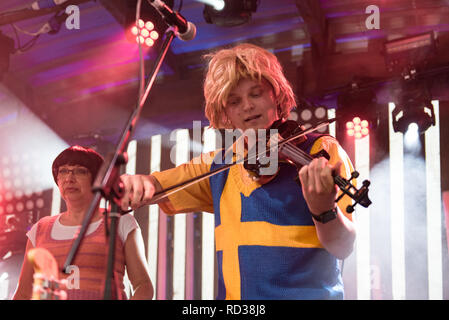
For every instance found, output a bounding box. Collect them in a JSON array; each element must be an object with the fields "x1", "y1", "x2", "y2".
[{"x1": 151, "y1": 151, "x2": 217, "y2": 214}]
